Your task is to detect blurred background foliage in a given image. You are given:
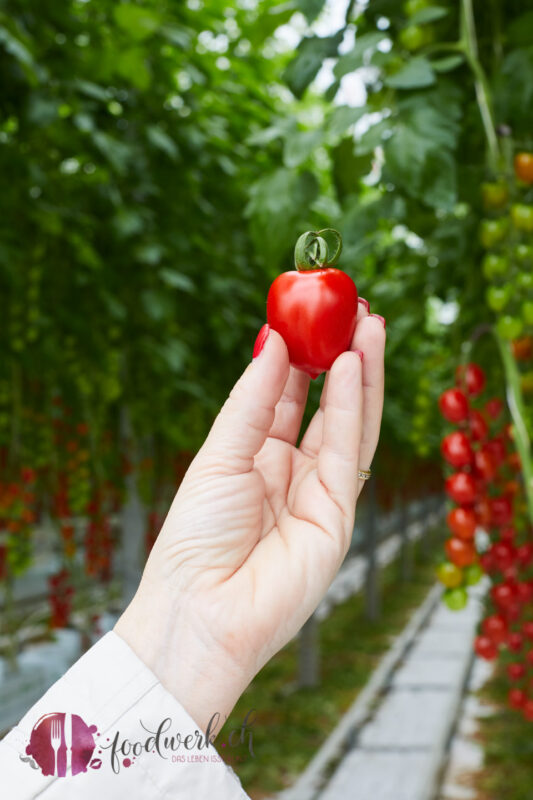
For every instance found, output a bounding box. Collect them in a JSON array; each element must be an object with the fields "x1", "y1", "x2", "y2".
[{"x1": 0, "y1": 0, "x2": 532, "y2": 573}]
